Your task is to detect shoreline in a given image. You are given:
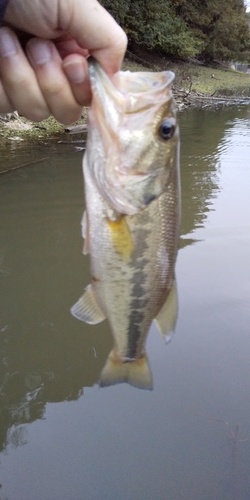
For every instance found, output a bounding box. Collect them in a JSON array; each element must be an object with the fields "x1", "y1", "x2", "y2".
[{"x1": 1, "y1": 57, "x2": 250, "y2": 146}]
